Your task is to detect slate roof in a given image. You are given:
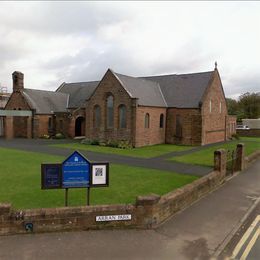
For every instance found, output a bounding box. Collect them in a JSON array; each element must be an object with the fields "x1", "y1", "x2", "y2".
[
  {"x1": 113, "y1": 72, "x2": 167, "y2": 107},
  {"x1": 22, "y1": 89, "x2": 68, "y2": 114},
  {"x1": 142, "y1": 71, "x2": 214, "y2": 108},
  {"x1": 24, "y1": 68, "x2": 214, "y2": 112},
  {"x1": 56, "y1": 81, "x2": 99, "y2": 108}
]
